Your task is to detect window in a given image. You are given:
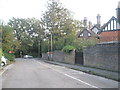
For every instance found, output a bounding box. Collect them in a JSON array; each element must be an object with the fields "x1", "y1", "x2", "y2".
[
  {"x1": 88, "y1": 33, "x2": 91, "y2": 36},
  {"x1": 80, "y1": 33, "x2": 83, "y2": 36}
]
